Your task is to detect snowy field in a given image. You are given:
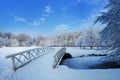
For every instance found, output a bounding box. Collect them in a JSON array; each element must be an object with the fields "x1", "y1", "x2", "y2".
[{"x1": 0, "y1": 47, "x2": 120, "y2": 80}]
